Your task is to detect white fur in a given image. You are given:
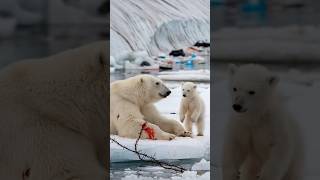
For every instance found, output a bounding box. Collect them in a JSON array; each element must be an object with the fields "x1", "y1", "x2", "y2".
[
  {"x1": 110, "y1": 74, "x2": 191, "y2": 140},
  {"x1": 179, "y1": 82, "x2": 205, "y2": 136},
  {"x1": 223, "y1": 64, "x2": 302, "y2": 180},
  {"x1": 0, "y1": 41, "x2": 108, "y2": 179}
]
